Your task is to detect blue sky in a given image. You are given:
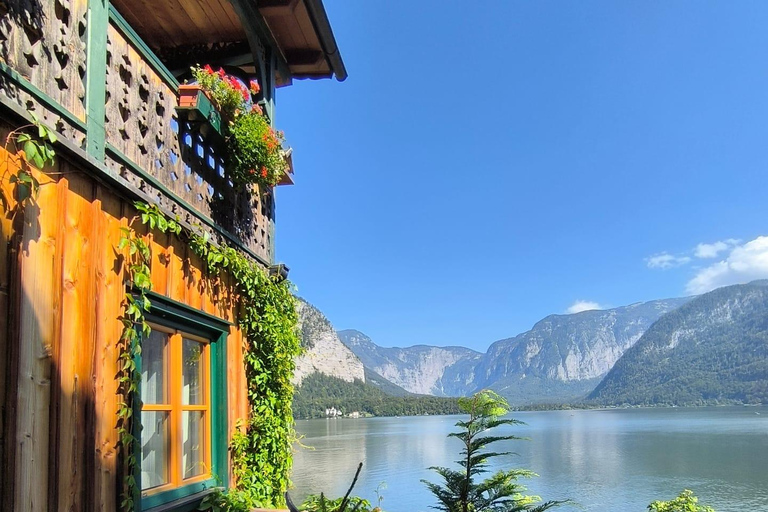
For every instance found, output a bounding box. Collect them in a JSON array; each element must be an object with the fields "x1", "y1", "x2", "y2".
[{"x1": 273, "y1": 1, "x2": 768, "y2": 352}]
